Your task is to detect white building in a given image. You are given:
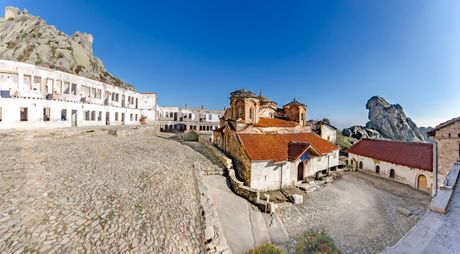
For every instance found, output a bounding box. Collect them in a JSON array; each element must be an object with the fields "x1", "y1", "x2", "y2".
[
  {"x1": 236, "y1": 132, "x2": 340, "y2": 191},
  {"x1": 156, "y1": 105, "x2": 223, "y2": 133},
  {"x1": 312, "y1": 120, "x2": 337, "y2": 144},
  {"x1": 0, "y1": 60, "x2": 156, "y2": 130},
  {"x1": 348, "y1": 139, "x2": 434, "y2": 193}
]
